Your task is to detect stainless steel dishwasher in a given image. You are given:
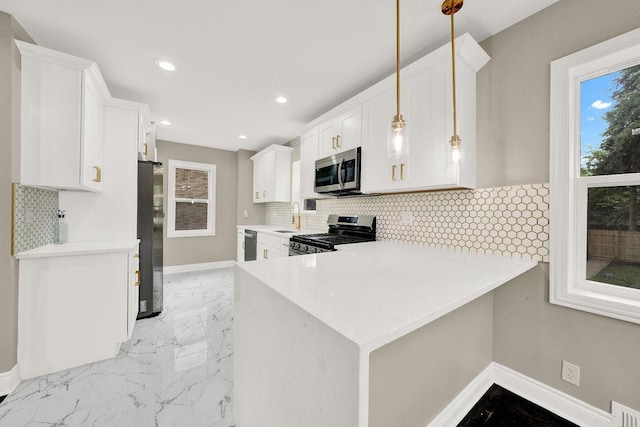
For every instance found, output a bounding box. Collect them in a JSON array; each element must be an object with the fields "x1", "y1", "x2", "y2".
[{"x1": 244, "y1": 230, "x2": 257, "y2": 261}]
